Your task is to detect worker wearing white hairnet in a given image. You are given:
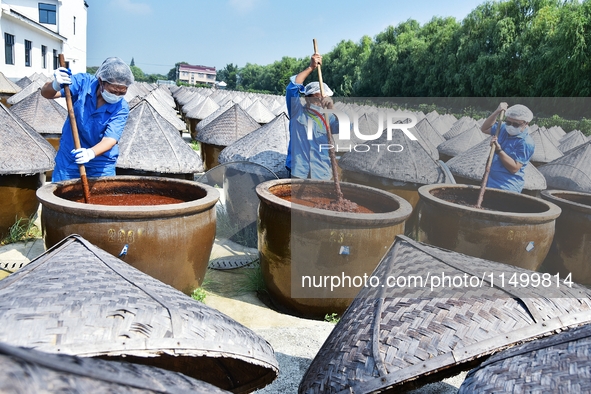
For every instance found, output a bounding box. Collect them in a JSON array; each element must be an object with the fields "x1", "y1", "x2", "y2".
[
  {"x1": 480, "y1": 102, "x2": 535, "y2": 193},
  {"x1": 41, "y1": 57, "x2": 134, "y2": 182},
  {"x1": 285, "y1": 53, "x2": 338, "y2": 179}
]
